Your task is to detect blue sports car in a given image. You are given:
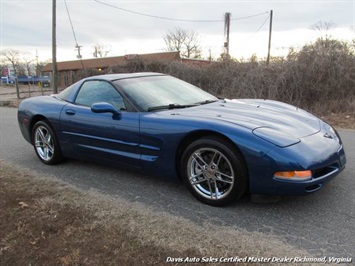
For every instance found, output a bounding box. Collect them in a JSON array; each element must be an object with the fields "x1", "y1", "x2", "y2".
[{"x1": 18, "y1": 73, "x2": 346, "y2": 206}]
